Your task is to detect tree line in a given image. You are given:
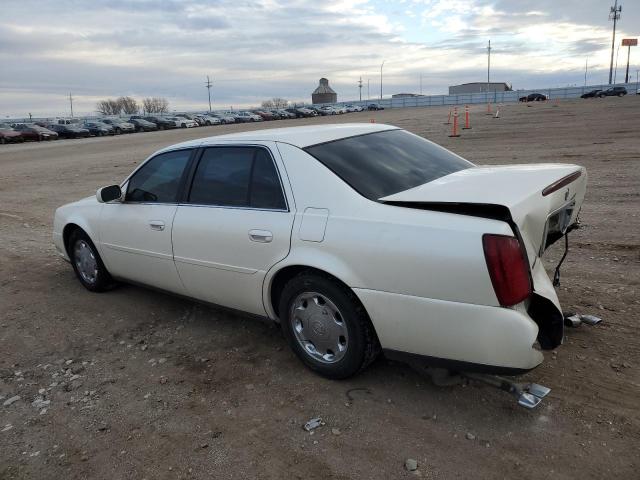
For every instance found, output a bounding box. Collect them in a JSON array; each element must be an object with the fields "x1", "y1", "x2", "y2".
[{"x1": 96, "y1": 96, "x2": 170, "y2": 115}]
